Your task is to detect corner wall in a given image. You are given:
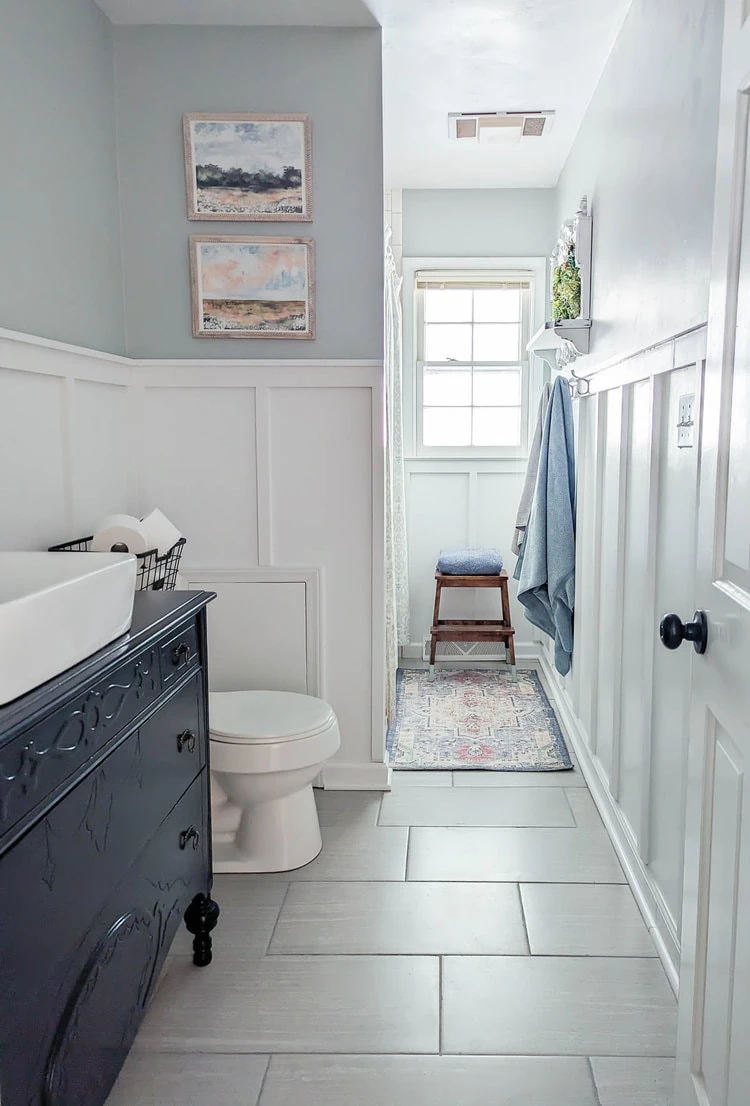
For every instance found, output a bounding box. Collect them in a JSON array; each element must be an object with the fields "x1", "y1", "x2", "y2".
[
  {"x1": 400, "y1": 188, "x2": 556, "y2": 658},
  {"x1": 113, "y1": 25, "x2": 384, "y2": 360},
  {"x1": 543, "y1": 0, "x2": 724, "y2": 988},
  {"x1": 0, "y1": 0, "x2": 125, "y2": 353},
  {"x1": 557, "y1": 0, "x2": 723, "y2": 362}
]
